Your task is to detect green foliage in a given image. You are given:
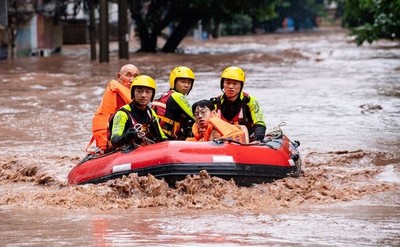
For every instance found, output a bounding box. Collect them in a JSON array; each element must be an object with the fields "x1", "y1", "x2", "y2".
[
  {"x1": 221, "y1": 15, "x2": 253, "y2": 36},
  {"x1": 342, "y1": 0, "x2": 400, "y2": 45}
]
